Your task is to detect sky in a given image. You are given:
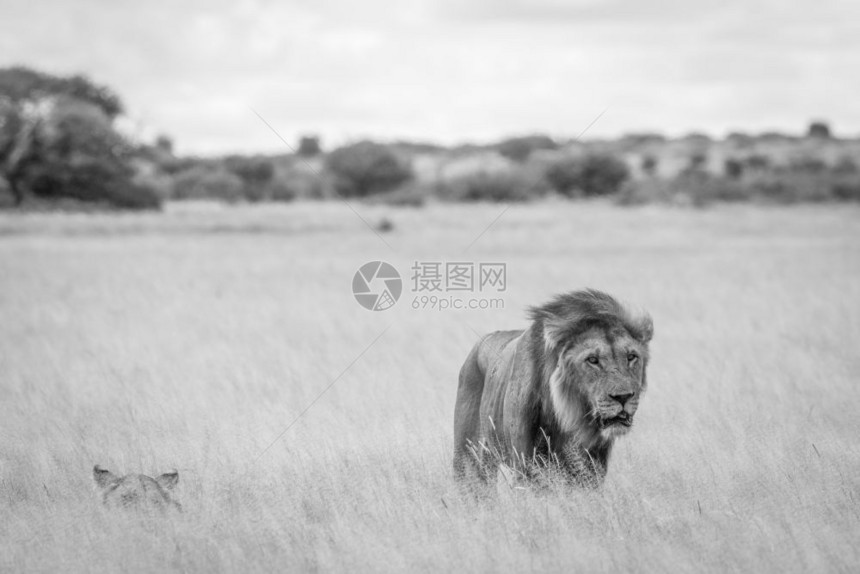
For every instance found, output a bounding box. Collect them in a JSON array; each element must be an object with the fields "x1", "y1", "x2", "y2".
[{"x1": 1, "y1": 0, "x2": 857, "y2": 155}]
